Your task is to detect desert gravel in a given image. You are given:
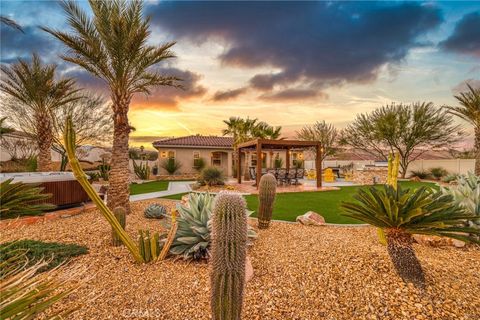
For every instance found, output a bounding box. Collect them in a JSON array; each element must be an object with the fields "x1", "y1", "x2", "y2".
[{"x1": 1, "y1": 199, "x2": 479, "y2": 320}]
